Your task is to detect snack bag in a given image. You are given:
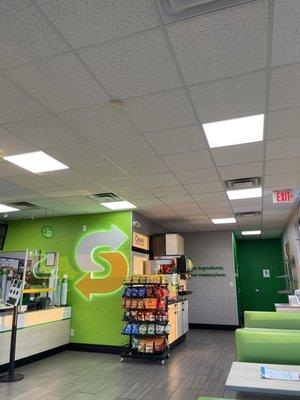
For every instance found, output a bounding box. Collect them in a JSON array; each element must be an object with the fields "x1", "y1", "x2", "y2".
[
  {"x1": 123, "y1": 323, "x2": 132, "y2": 334},
  {"x1": 147, "y1": 324, "x2": 155, "y2": 335},
  {"x1": 150, "y1": 298, "x2": 158, "y2": 308},
  {"x1": 137, "y1": 299, "x2": 145, "y2": 309},
  {"x1": 132, "y1": 337, "x2": 139, "y2": 350},
  {"x1": 155, "y1": 324, "x2": 164, "y2": 334},
  {"x1": 125, "y1": 310, "x2": 131, "y2": 319},
  {"x1": 138, "y1": 287, "x2": 146, "y2": 297},
  {"x1": 131, "y1": 299, "x2": 138, "y2": 309},
  {"x1": 145, "y1": 339, "x2": 154, "y2": 353},
  {"x1": 161, "y1": 311, "x2": 168, "y2": 322},
  {"x1": 164, "y1": 324, "x2": 170, "y2": 334},
  {"x1": 124, "y1": 299, "x2": 132, "y2": 309},
  {"x1": 132, "y1": 275, "x2": 139, "y2": 284},
  {"x1": 131, "y1": 323, "x2": 139, "y2": 335},
  {"x1": 139, "y1": 275, "x2": 147, "y2": 283},
  {"x1": 139, "y1": 324, "x2": 147, "y2": 335},
  {"x1": 154, "y1": 337, "x2": 165, "y2": 353},
  {"x1": 137, "y1": 311, "x2": 145, "y2": 321},
  {"x1": 149, "y1": 311, "x2": 156, "y2": 322},
  {"x1": 138, "y1": 339, "x2": 146, "y2": 353},
  {"x1": 157, "y1": 299, "x2": 165, "y2": 309},
  {"x1": 146, "y1": 286, "x2": 153, "y2": 297},
  {"x1": 131, "y1": 288, "x2": 139, "y2": 297},
  {"x1": 124, "y1": 287, "x2": 132, "y2": 297},
  {"x1": 131, "y1": 310, "x2": 138, "y2": 320},
  {"x1": 124, "y1": 276, "x2": 132, "y2": 284}
]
